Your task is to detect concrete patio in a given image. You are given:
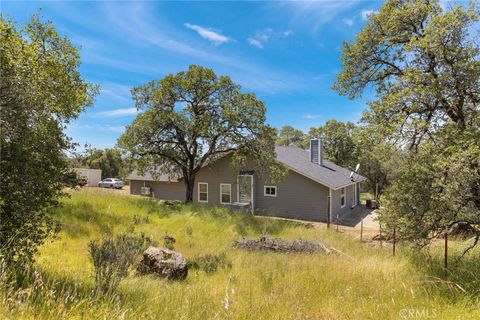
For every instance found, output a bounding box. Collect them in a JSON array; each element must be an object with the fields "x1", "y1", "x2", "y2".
[{"x1": 337, "y1": 205, "x2": 379, "y2": 230}]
